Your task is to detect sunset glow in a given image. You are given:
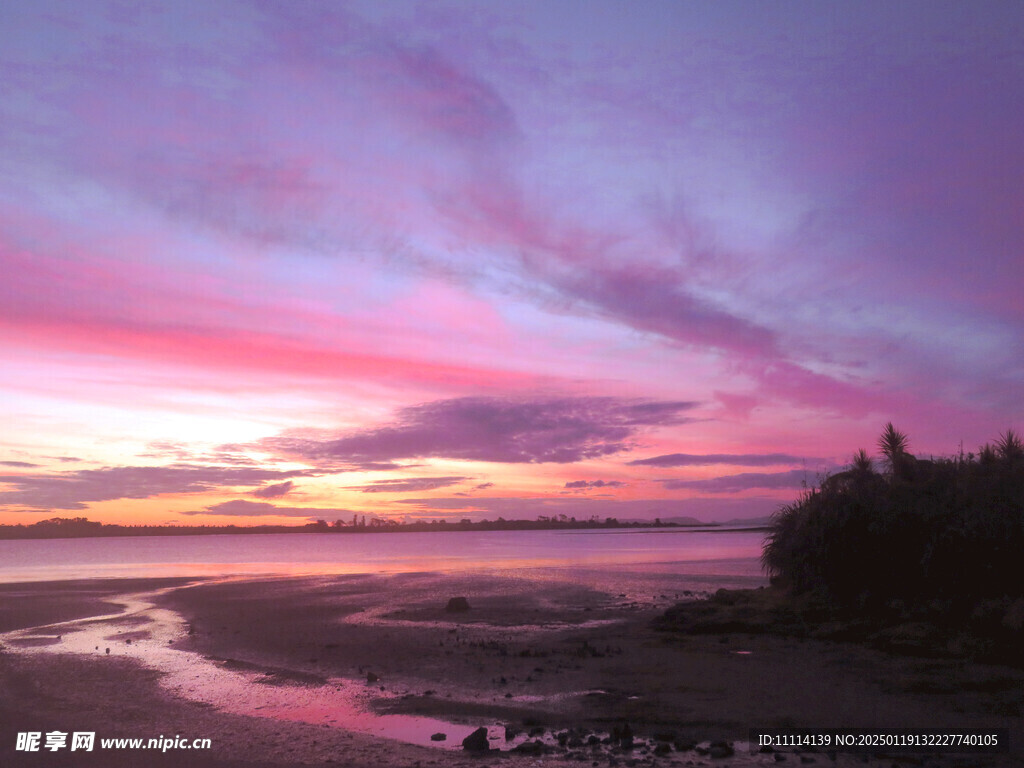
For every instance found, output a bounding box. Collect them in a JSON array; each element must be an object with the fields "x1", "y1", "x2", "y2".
[{"x1": 2, "y1": 1, "x2": 1022, "y2": 526}]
